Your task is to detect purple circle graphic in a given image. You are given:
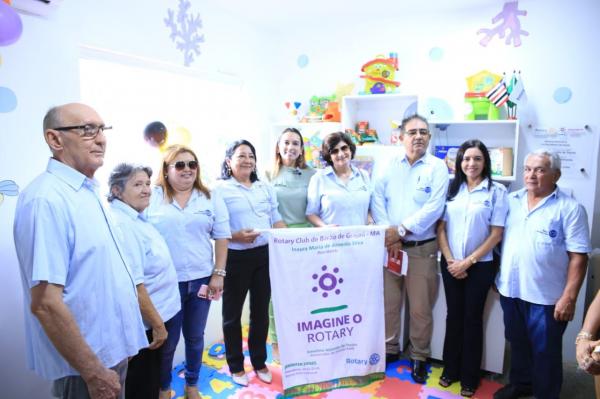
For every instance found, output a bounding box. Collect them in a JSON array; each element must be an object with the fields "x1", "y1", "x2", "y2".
[{"x1": 319, "y1": 273, "x2": 336, "y2": 290}]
